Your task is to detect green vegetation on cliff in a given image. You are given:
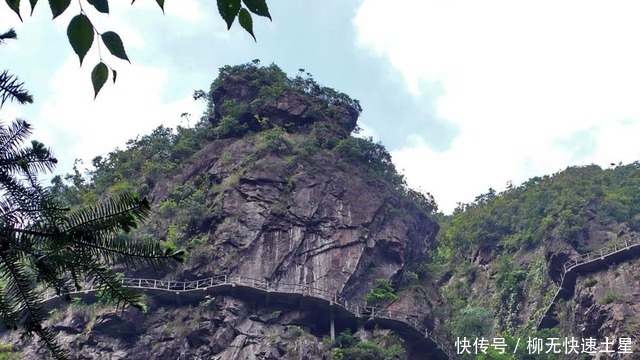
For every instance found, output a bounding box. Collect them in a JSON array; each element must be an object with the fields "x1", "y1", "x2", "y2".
[
  {"x1": 42, "y1": 62, "x2": 441, "y2": 359},
  {"x1": 420, "y1": 162, "x2": 640, "y2": 357},
  {"x1": 52, "y1": 62, "x2": 438, "y2": 239},
  {"x1": 440, "y1": 163, "x2": 640, "y2": 255}
]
